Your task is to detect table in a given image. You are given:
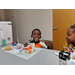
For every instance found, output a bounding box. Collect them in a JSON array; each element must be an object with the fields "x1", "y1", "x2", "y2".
[{"x1": 0, "y1": 46, "x2": 59, "y2": 65}]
